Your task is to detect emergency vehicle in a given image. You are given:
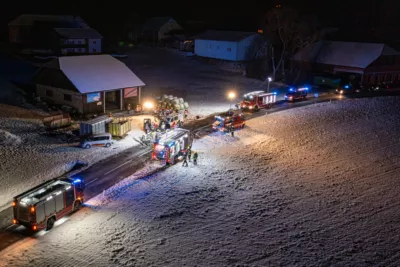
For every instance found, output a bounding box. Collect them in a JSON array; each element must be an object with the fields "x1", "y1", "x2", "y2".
[
  {"x1": 284, "y1": 87, "x2": 308, "y2": 101},
  {"x1": 213, "y1": 111, "x2": 245, "y2": 132},
  {"x1": 239, "y1": 91, "x2": 277, "y2": 111},
  {"x1": 12, "y1": 177, "x2": 85, "y2": 232},
  {"x1": 152, "y1": 128, "x2": 192, "y2": 165}
]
